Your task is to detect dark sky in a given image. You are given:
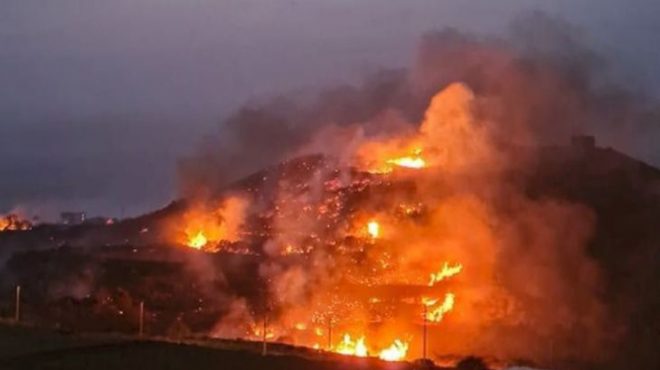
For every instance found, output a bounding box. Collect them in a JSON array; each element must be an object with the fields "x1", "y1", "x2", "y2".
[{"x1": 1, "y1": 0, "x2": 659, "y2": 219}]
